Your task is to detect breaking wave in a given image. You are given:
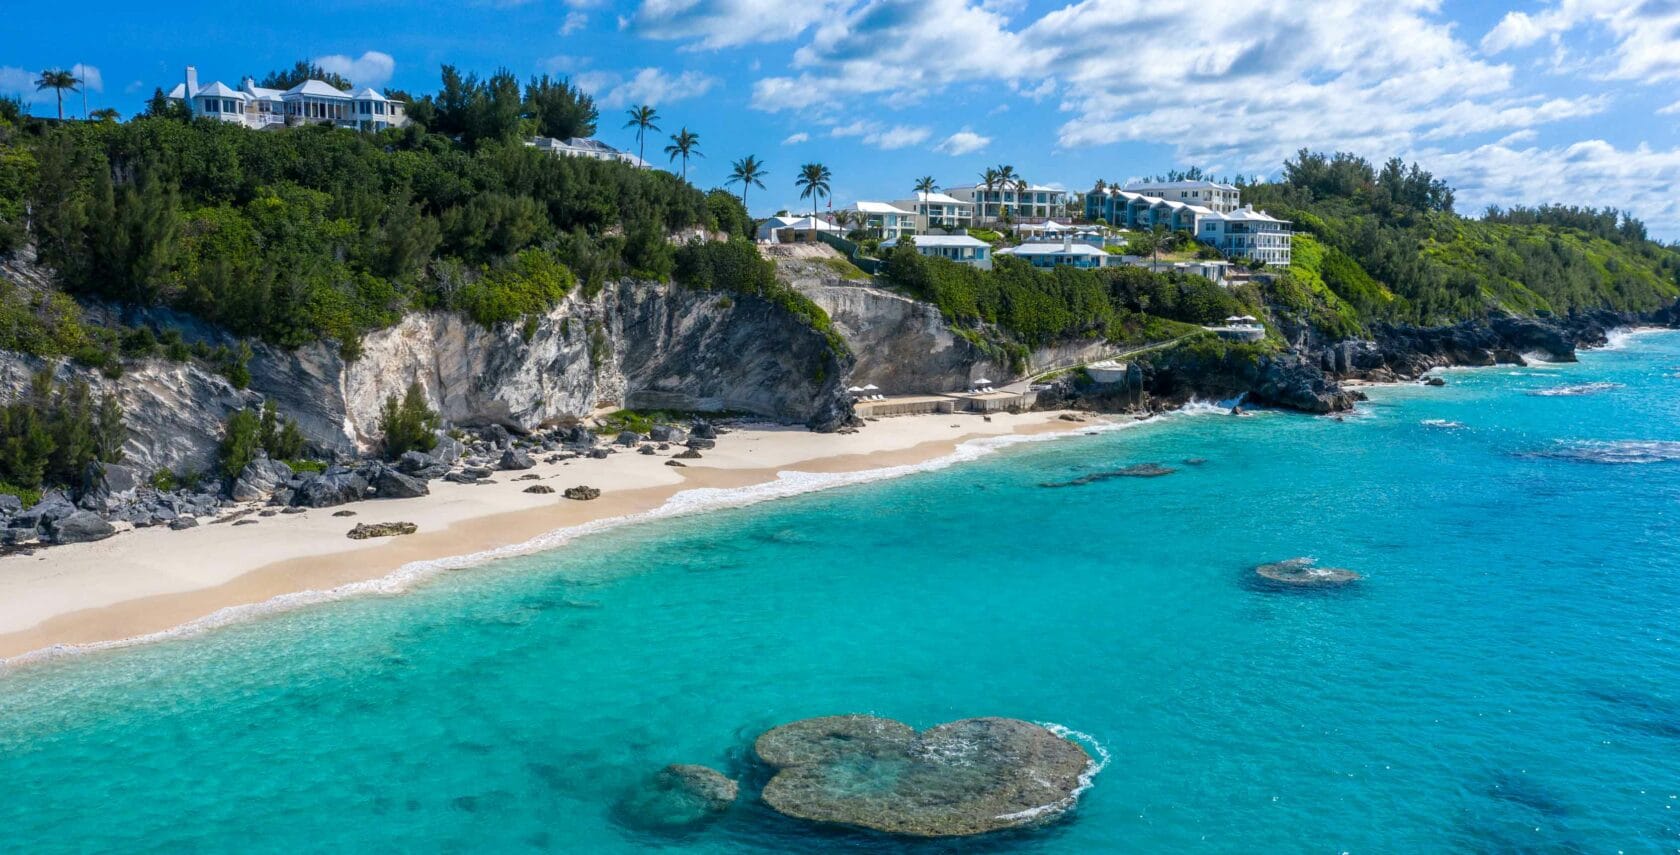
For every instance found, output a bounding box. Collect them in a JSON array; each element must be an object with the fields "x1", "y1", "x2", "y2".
[
  {"x1": 1528, "y1": 440, "x2": 1680, "y2": 465},
  {"x1": 1527, "y1": 382, "x2": 1623, "y2": 397}
]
